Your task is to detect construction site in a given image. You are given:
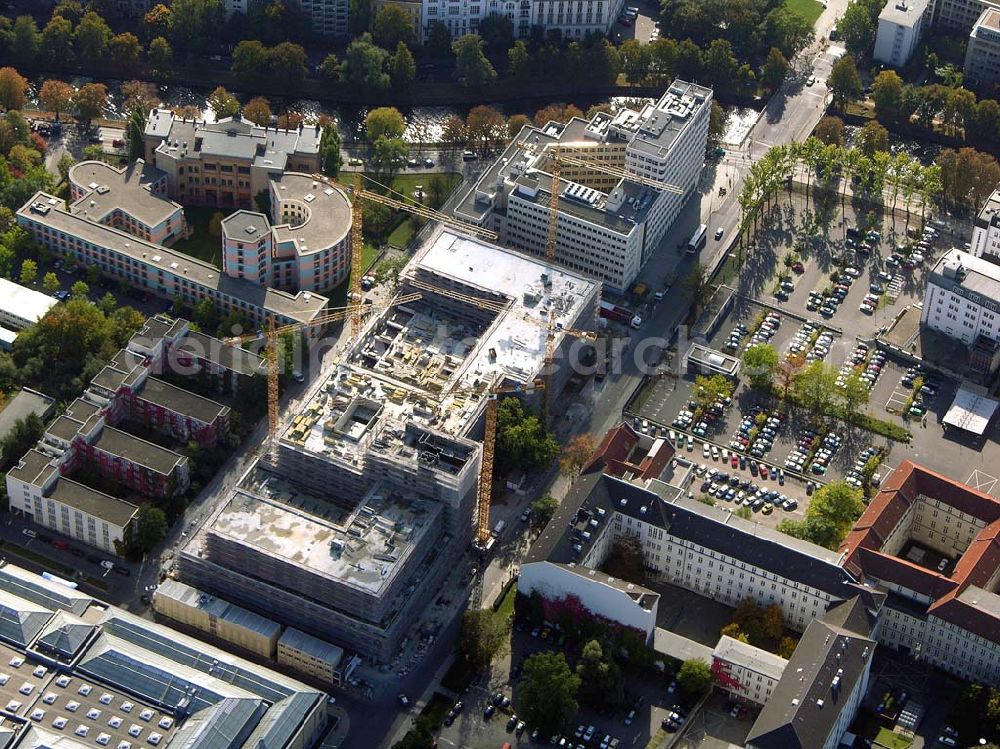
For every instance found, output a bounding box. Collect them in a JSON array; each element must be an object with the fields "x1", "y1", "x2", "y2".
[{"x1": 177, "y1": 226, "x2": 600, "y2": 663}]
